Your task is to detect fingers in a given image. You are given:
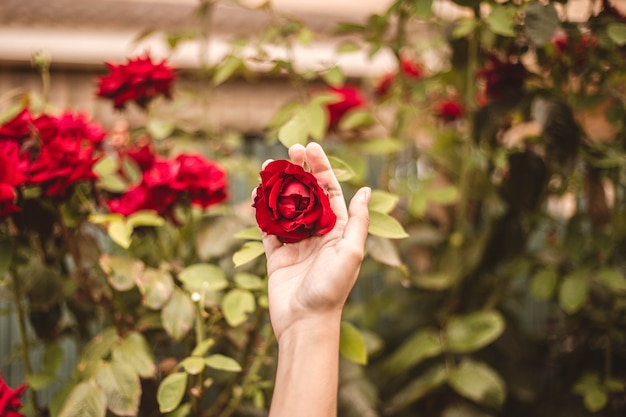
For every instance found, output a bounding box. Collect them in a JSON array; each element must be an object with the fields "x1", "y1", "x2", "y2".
[
  {"x1": 288, "y1": 144, "x2": 306, "y2": 167},
  {"x1": 303, "y1": 142, "x2": 348, "y2": 219},
  {"x1": 343, "y1": 187, "x2": 371, "y2": 249}
]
